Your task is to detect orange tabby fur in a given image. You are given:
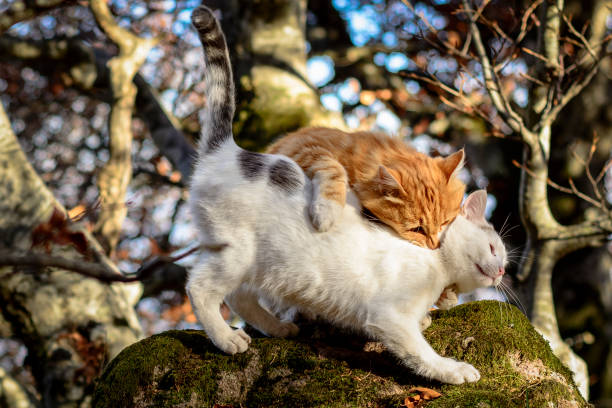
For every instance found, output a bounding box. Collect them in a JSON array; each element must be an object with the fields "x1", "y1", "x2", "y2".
[{"x1": 267, "y1": 127, "x2": 465, "y2": 249}]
